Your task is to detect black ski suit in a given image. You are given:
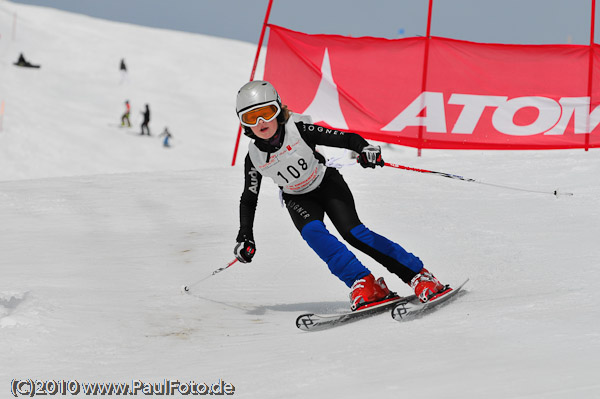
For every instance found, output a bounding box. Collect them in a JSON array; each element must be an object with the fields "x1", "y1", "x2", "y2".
[{"x1": 237, "y1": 118, "x2": 424, "y2": 287}]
